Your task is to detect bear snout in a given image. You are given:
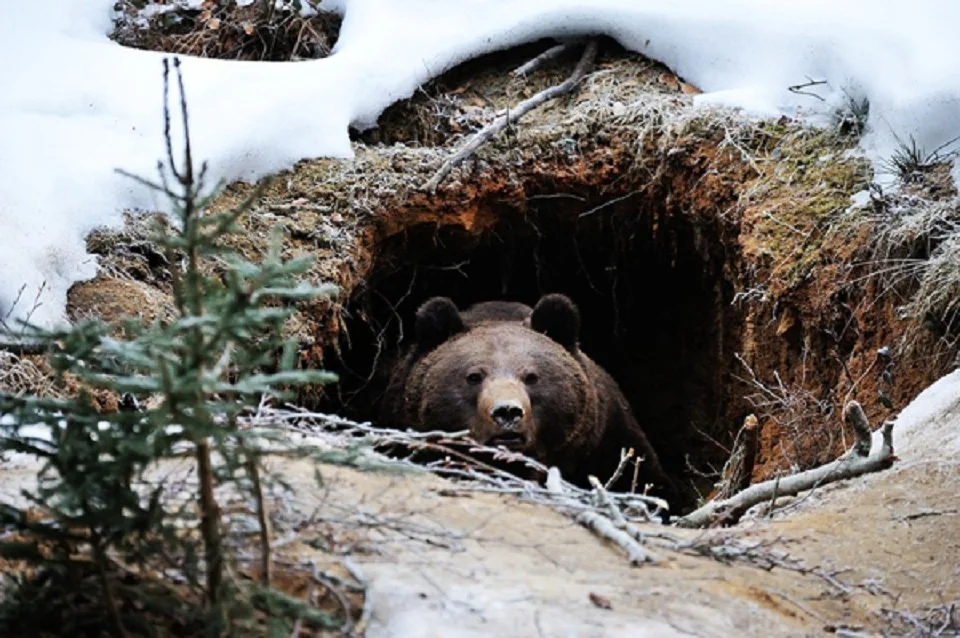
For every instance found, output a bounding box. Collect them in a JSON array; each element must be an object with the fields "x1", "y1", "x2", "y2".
[
  {"x1": 490, "y1": 399, "x2": 525, "y2": 429},
  {"x1": 476, "y1": 378, "x2": 533, "y2": 449}
]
